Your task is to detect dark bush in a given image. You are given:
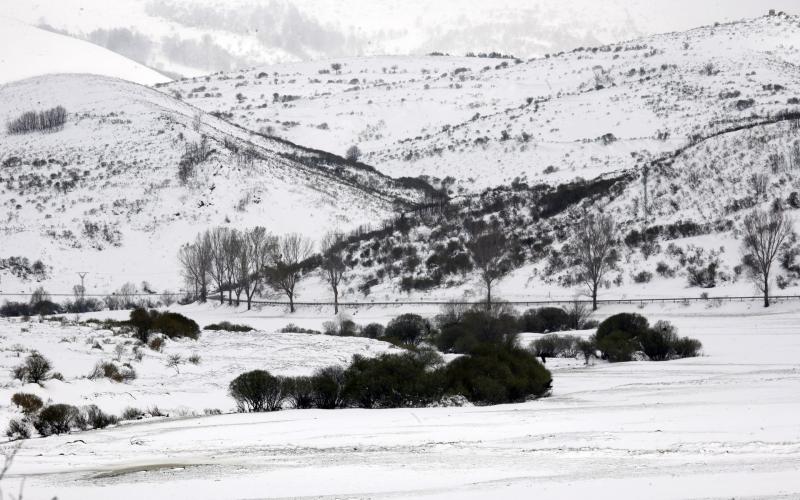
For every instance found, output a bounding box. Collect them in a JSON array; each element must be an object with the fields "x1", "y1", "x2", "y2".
[
  {"x1": 83, "y1": 405, "x2": 118, "y2": 429},
  {"x1": 11, "y1": 392, "x2": 43, "y2": 415},
  {"x1": 281, "y1": 376, "x2": 315, "y2": 409},
  {"x1": 531, "y1": 334, "x2": 580, "y2": 359},
  {"x1": 310, "y1": 366, "x2": 347, "y2": 409},
  {"x1": 384, "y1": 313, "x2": 431, "y2": 346},
  {"x1": 129, "y1": 309, "x2": 200, "y2": 341},
  {"x1": 0, "y1": 301, "x2": 31, "y2": 317},
  {"x1": 673, "y1": 337, "x2": 703, "y2": 358},
  {"x1": 639, "y1": 321, "x2": 678, "y2": 361},
  {"x1": 361, "y1": 323, "x2": 385, "y2": 339},
  {"x1": 444, "y1": 345, "x2": 552, "y2": 404},
  {"x1": 596, "y1": 331, "x2": 638, "y2": 362},
  {"x1": 229, "y1": 370, "x2": 283, "y2": 412},
  {"x1": 15, "y1": 352, "x2": 53, "y2": 384},
  {"x1": 633, "y1": 271, "x2": 653, "y2": 283},
  {"x1": 596, "y1": 313, "x2": 649, "y2": 342},
  {"x1": 5, "y1": 418, "x2": 31, "y2": 440},
  {"x1": 435, "y1": 307, "x2": 519, "y2": 354},
  {"x1": 204, "y1": 322, "x2": 254, "y2": 332},
  {"x1": 30, "y1": 300, "x2": 62, "y2": 316},
  {"x1": 687, "y1": 263, "x2": 718, "y2": 288},
  {"x1": 343, "y1": 351, "x2": 444, "y2": 408},
  {"x1": 34, "y1": 404, "x2": 80, "y2": 436},
  {"x1": 519, "y1": 307, "x2": 569, "y2": 333},
  {"x1": 88, "y1": 361, "x2": 137, "y2": 383}
]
